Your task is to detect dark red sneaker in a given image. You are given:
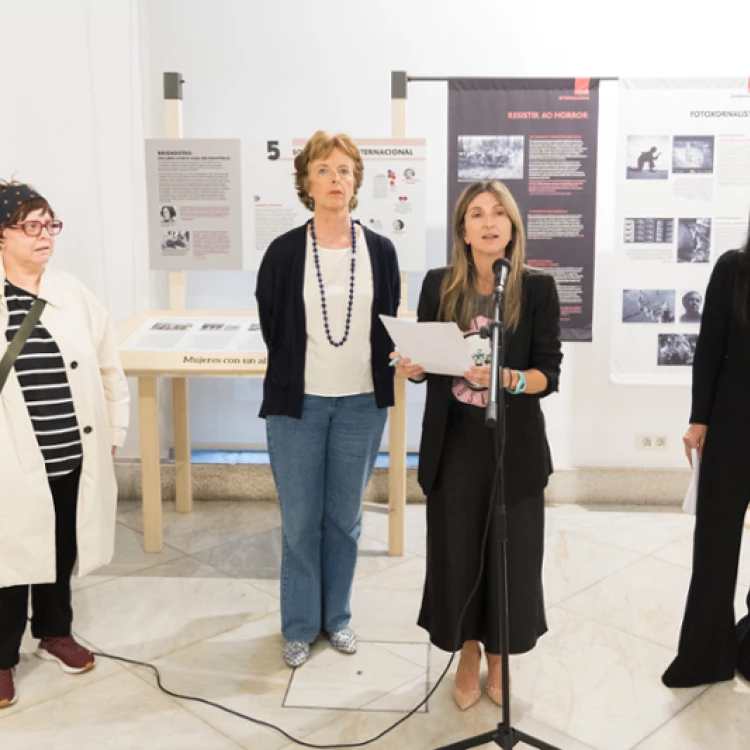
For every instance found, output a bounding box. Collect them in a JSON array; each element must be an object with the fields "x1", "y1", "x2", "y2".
[
  {"x1": 0, "y1": 669, "x2": 17, "y2": 708},
  {"x1": 36, "y1": 637, "x2": 95, "y2": 674}
]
